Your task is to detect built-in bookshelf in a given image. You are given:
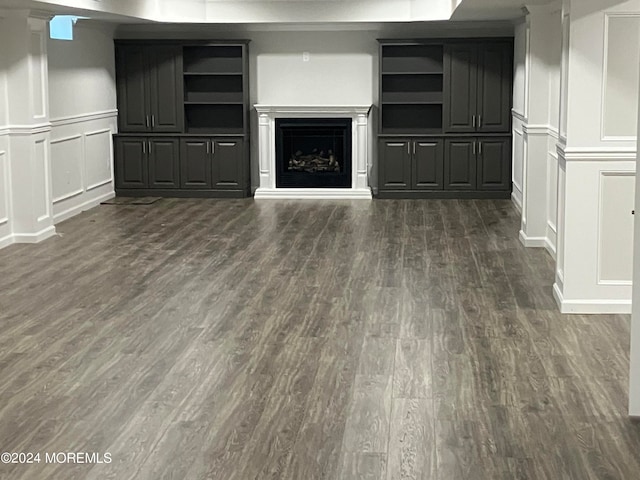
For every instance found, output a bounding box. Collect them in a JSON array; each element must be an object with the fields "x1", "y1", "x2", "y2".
[
  {"x1": 183, "y1": 45, "x2": 246, "y2": 134},
  {"x1": 380, "y1": 44, "x2": 444, "y2": 134}
]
